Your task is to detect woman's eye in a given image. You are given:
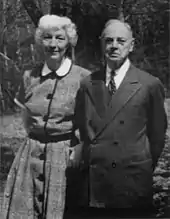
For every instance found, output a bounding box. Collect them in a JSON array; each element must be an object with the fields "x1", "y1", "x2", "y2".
[
  {"x1": 56, "y1": 37, "x2": 65, "y2": 41},
  {"x1": 43, "y1": 35, "x2": 52, "y2": 40},
  {"x1": 43, "y1": 35, "x2": 65, "y2": 42}
]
